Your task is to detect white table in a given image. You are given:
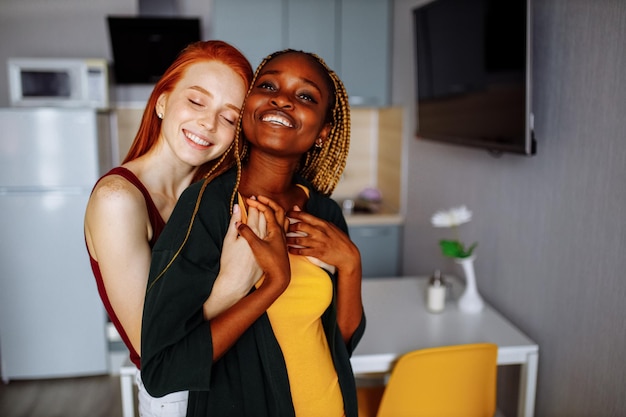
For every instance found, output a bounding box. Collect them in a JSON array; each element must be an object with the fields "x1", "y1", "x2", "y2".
[{"x1": 351, "y1": 276, "x2": 539, "y2": 417}]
